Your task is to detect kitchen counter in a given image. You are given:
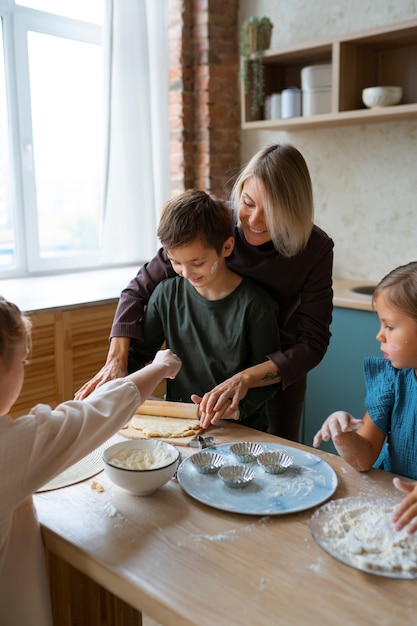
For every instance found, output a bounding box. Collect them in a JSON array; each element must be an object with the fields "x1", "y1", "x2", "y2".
[
  {"x1": 332, "y1": 278, "x2": 376, "y2": 312},
  {"x1": 34, "y1": 424, "x2": 416, "y2": 626},
  {"x1": 0, "y1": 270, "x2": 376, "y2": 313},
  {"x1": 0, "y1": 265, "x2": 139, "y2": 313}
]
